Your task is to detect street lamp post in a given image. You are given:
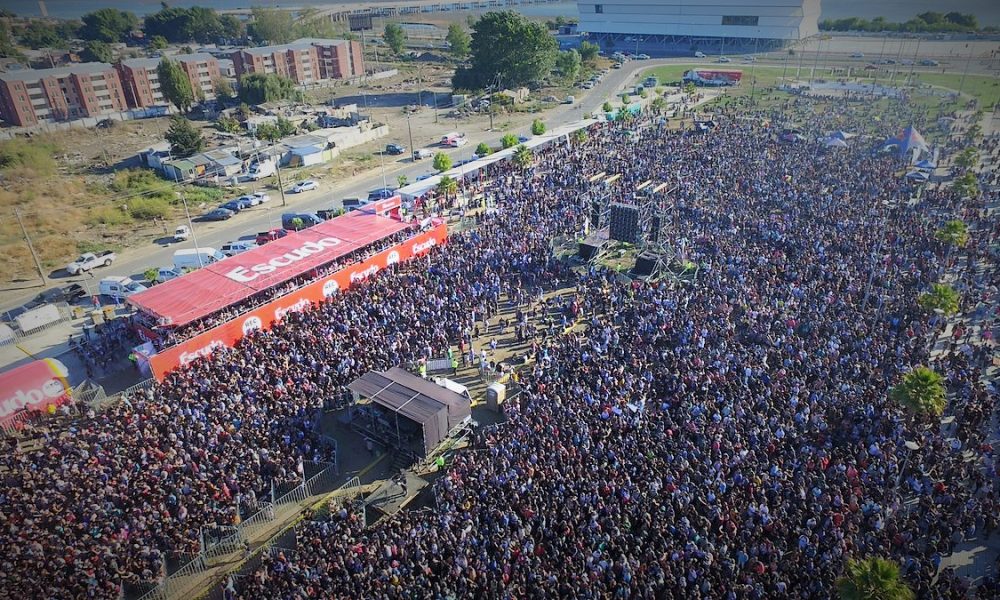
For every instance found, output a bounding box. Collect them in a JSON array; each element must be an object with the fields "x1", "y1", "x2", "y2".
[{"x1": 406, "y1": 111, "x2": 415, "y2": 160}]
